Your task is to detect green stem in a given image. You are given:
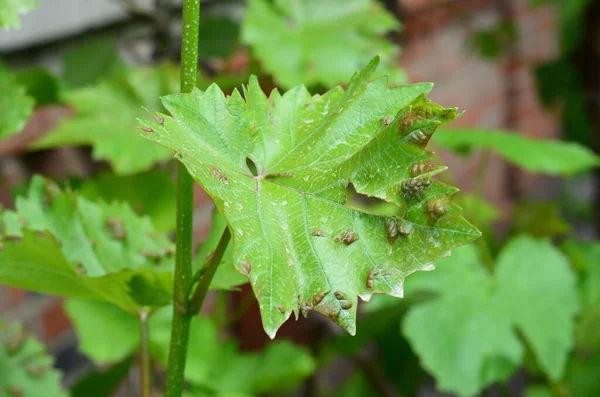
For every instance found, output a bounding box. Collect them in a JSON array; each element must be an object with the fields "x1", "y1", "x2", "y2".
[
  {"x1": 189, "y1": 227, "x2": 231, "y2": 315},
  {"x1": 139, "y1": 311, "x2": 151, "y2": 397},
  {"x1": 165, "y1": 1, "x2": 200, "y2": 396}
]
